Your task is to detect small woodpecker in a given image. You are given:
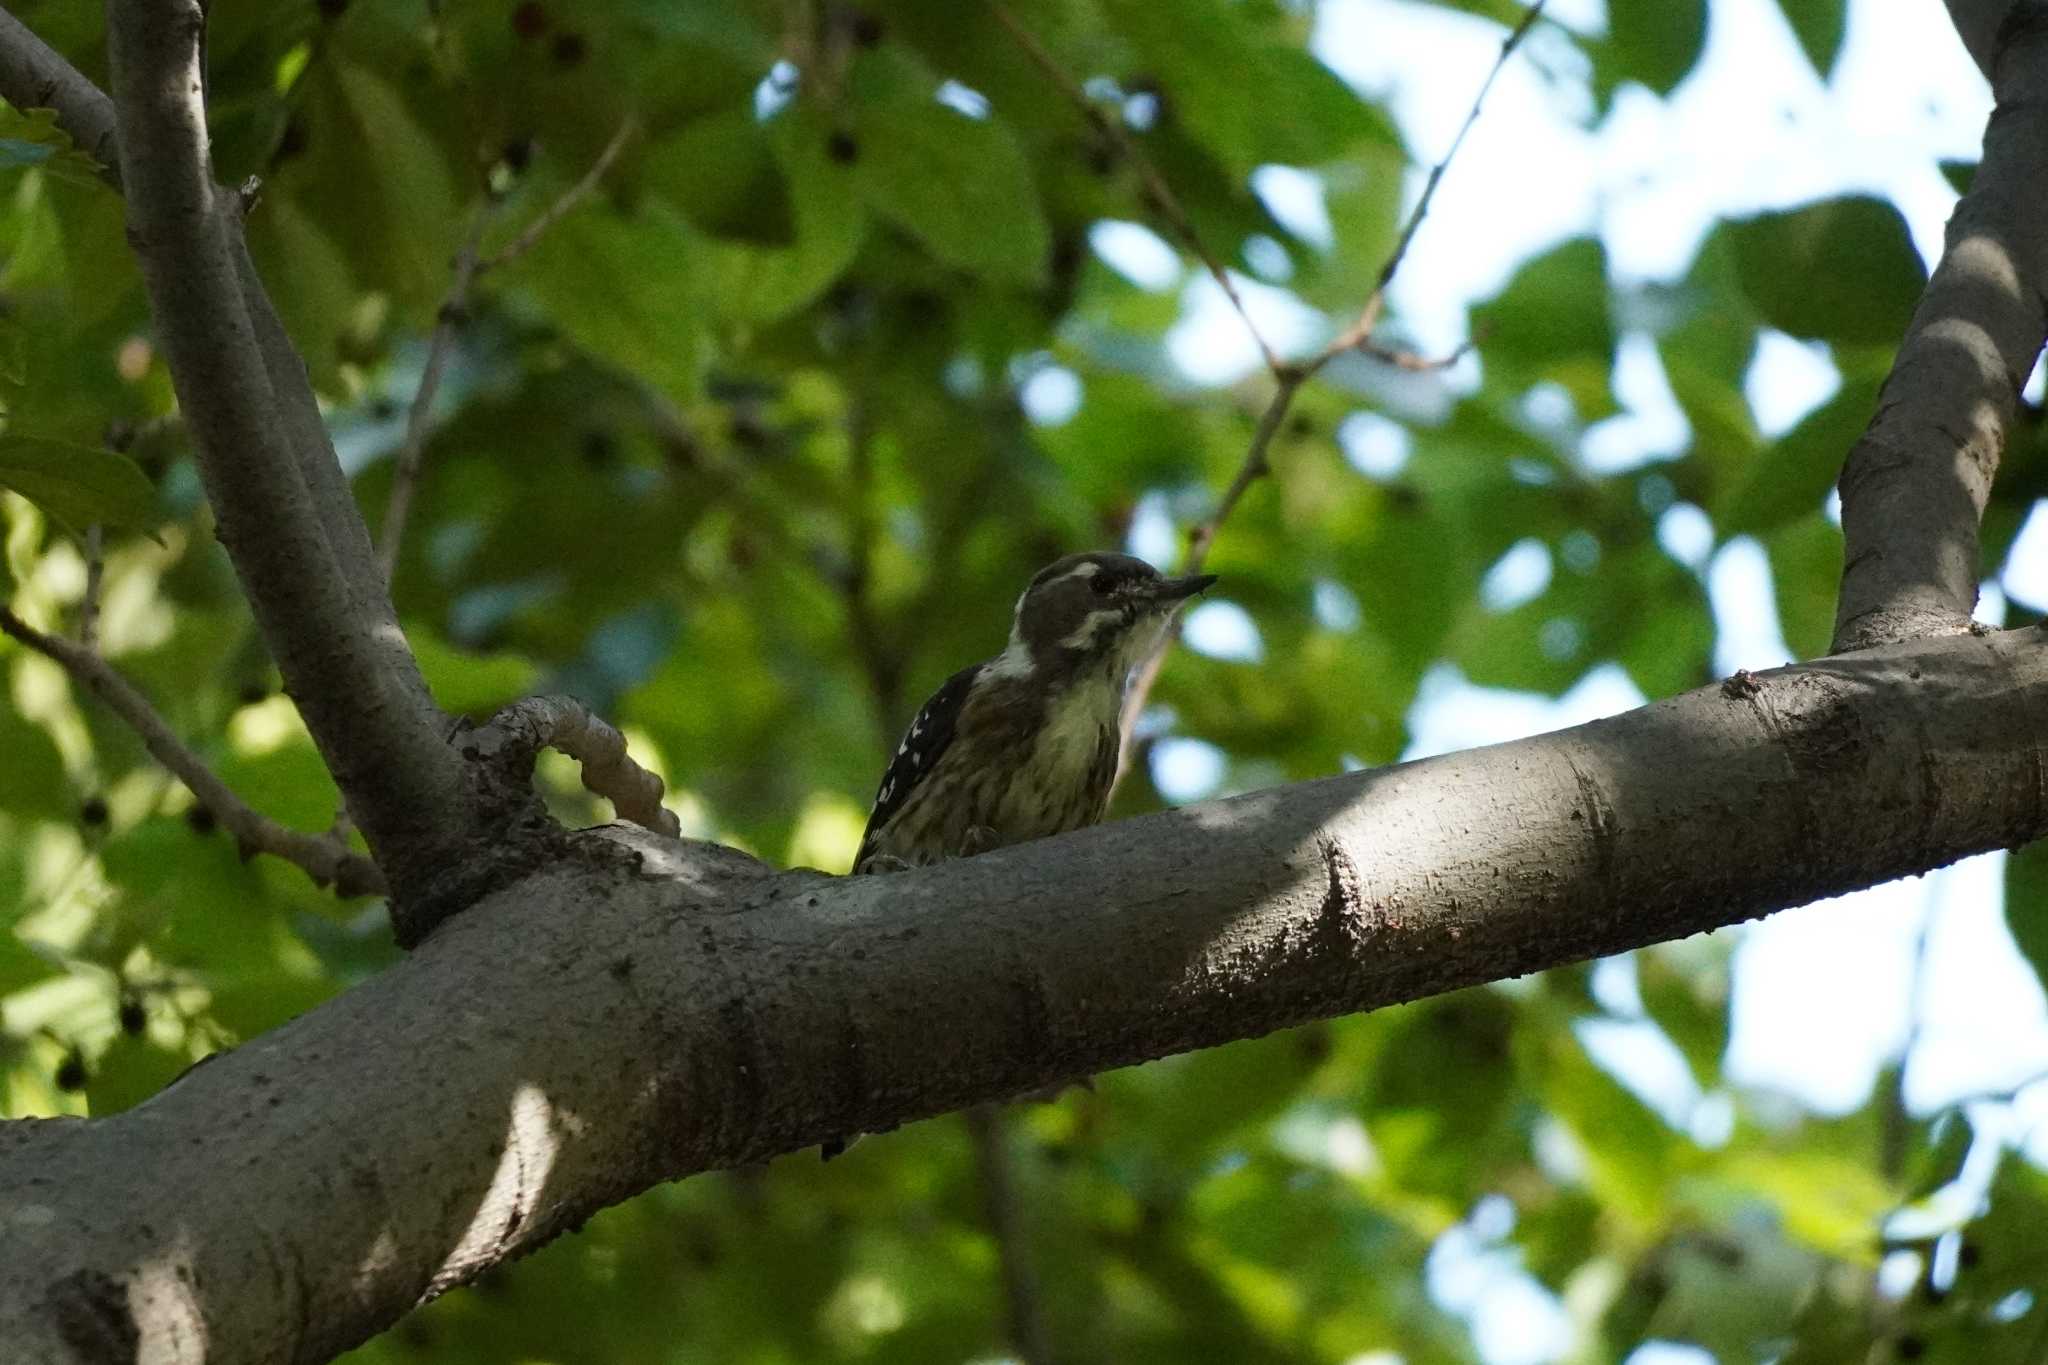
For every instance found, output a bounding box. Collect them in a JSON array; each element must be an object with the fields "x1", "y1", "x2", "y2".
[{"x1": 854, "y1": 551, "x2": 1217, "y2": 876}]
